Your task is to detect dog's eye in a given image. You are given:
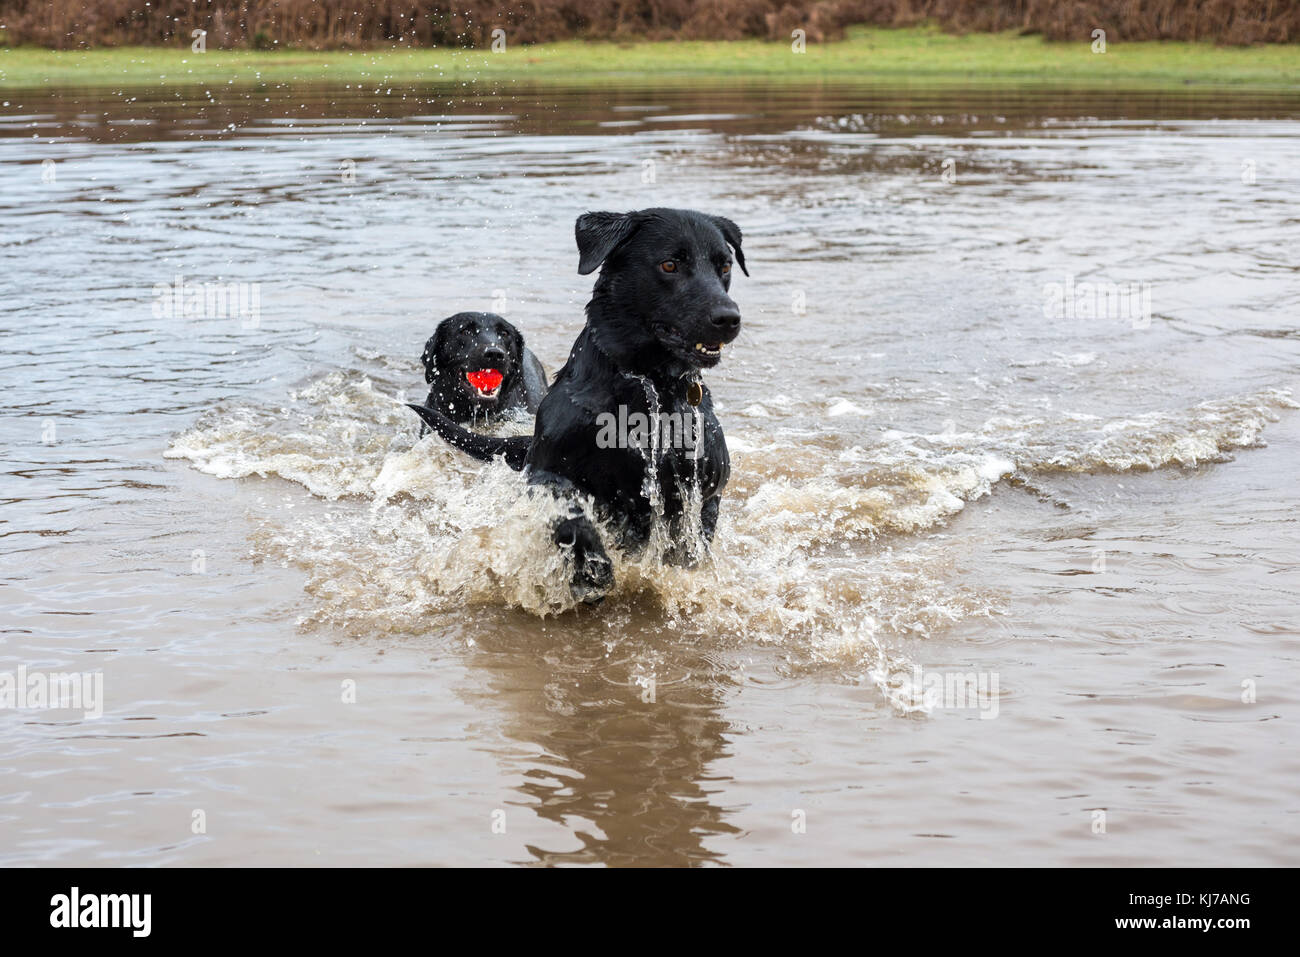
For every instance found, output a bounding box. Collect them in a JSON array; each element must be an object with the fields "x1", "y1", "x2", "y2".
[
  {"x1": 720, "y1": 263, "x2": 731, "y2": 275},
  {"x1": 660, "y1": 261, "x2": 677, "y2": 273}
]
